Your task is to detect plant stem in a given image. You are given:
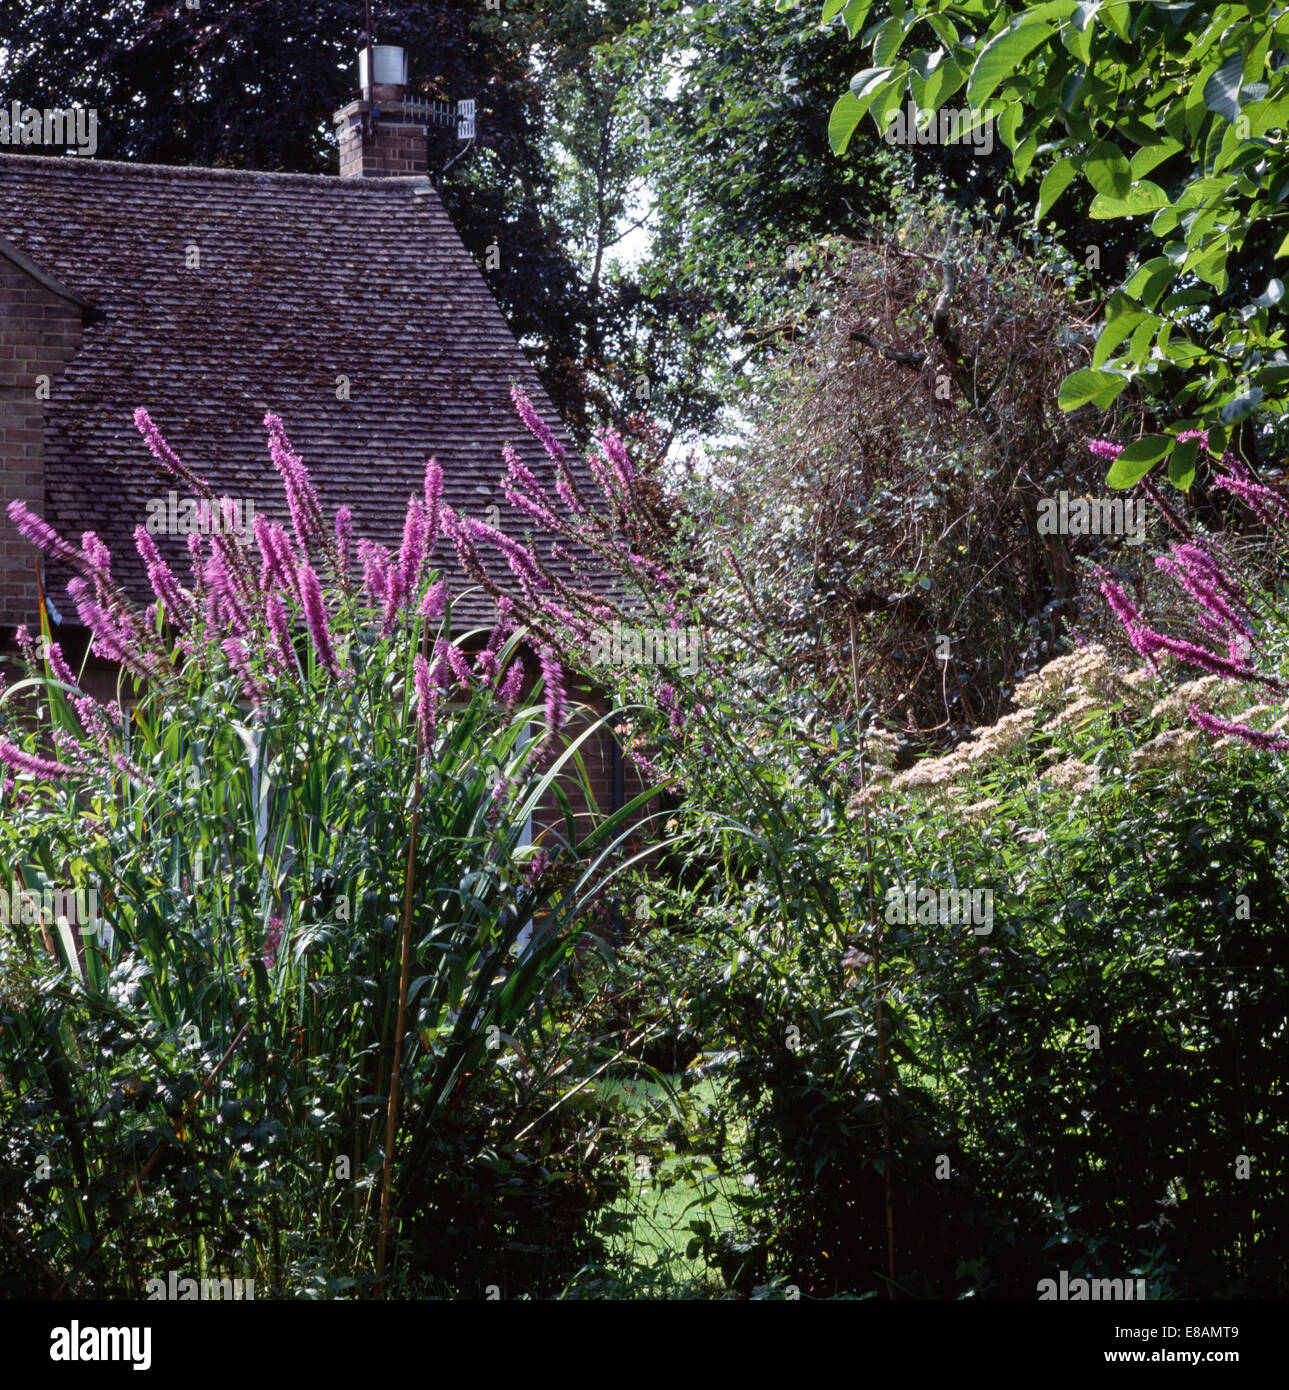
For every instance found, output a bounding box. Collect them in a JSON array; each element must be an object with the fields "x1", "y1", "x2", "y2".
[{"x1": 374, "y1": 696, "x2": 424, "y2": 1293}]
